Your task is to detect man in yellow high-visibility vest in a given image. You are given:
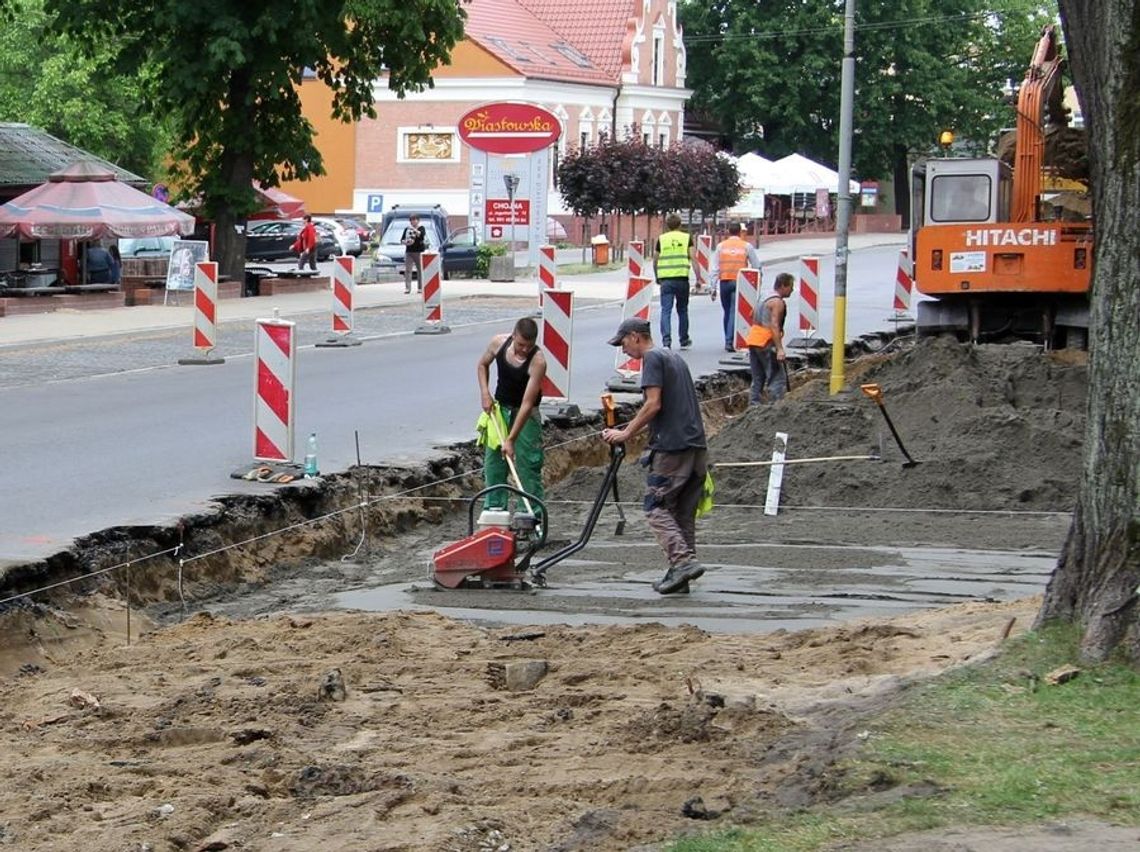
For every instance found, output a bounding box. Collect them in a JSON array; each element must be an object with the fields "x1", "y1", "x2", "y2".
[{"x1": 653, "y1": 213, "x2": 695, "y2": 349}]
